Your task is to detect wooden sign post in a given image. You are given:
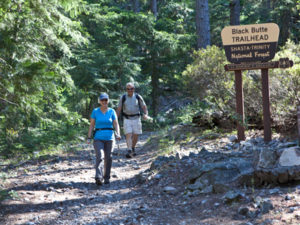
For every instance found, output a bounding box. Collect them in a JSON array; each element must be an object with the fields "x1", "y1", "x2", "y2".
[
  {"x1": 221, "y1": 23, "x2": 293, "y2": 142},
  {"x1": 234, "y1": 70, "x2": 245, "y2": 141},
  {"x1": 298, "y1": 106, "x2": 300, "y2": 145},
  {"x1": 224, "y1": 58, "x2": 293, "y2": 142},
  {"x1": 261, "y1": 68, "x2": 271, "y2": 141}
]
